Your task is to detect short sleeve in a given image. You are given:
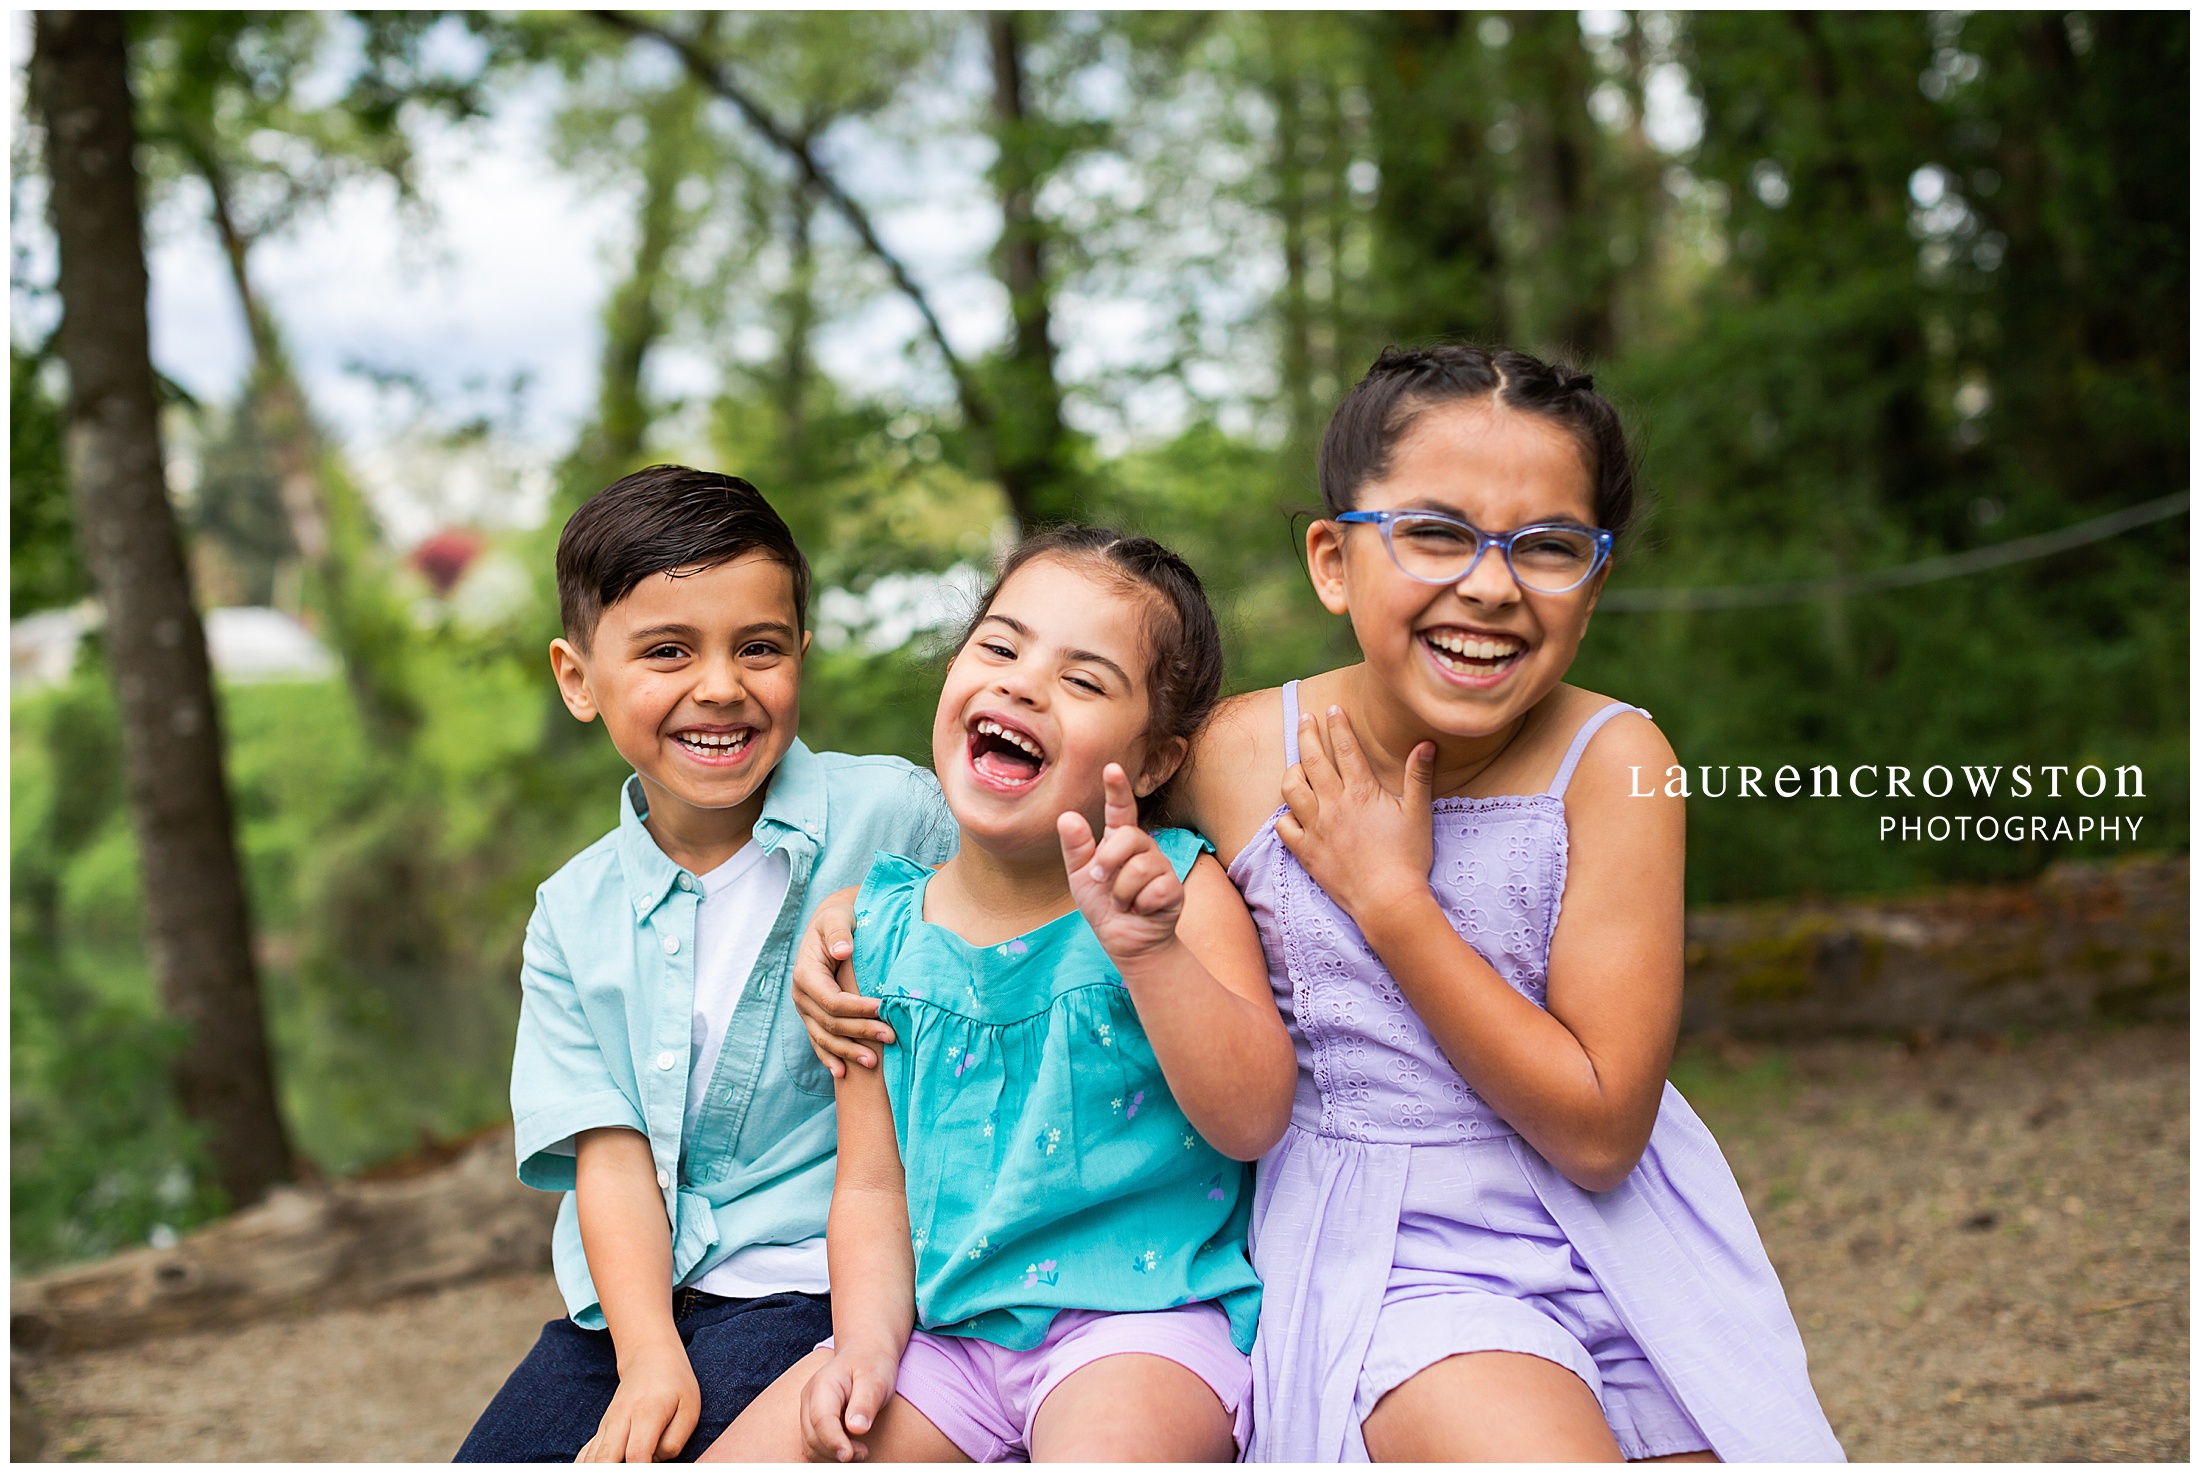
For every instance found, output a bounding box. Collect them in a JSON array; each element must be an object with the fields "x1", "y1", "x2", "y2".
[
  {"x1": 510, "y1": 901, "x2": 645, "y2": 1190},
  {"x1": 851, "y1": 853, "x2": 930, "y2": 1000},
  {"x1": 1149, "y1": 827, "x2": 1216, "y2": 881}
]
